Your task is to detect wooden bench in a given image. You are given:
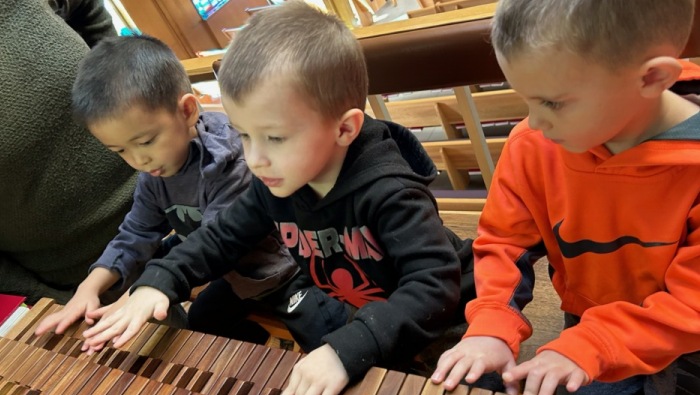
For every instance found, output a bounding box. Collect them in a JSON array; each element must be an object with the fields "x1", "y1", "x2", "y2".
[{"x1": 357, "y1": 6, "x2": 504, "y2": 209}]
